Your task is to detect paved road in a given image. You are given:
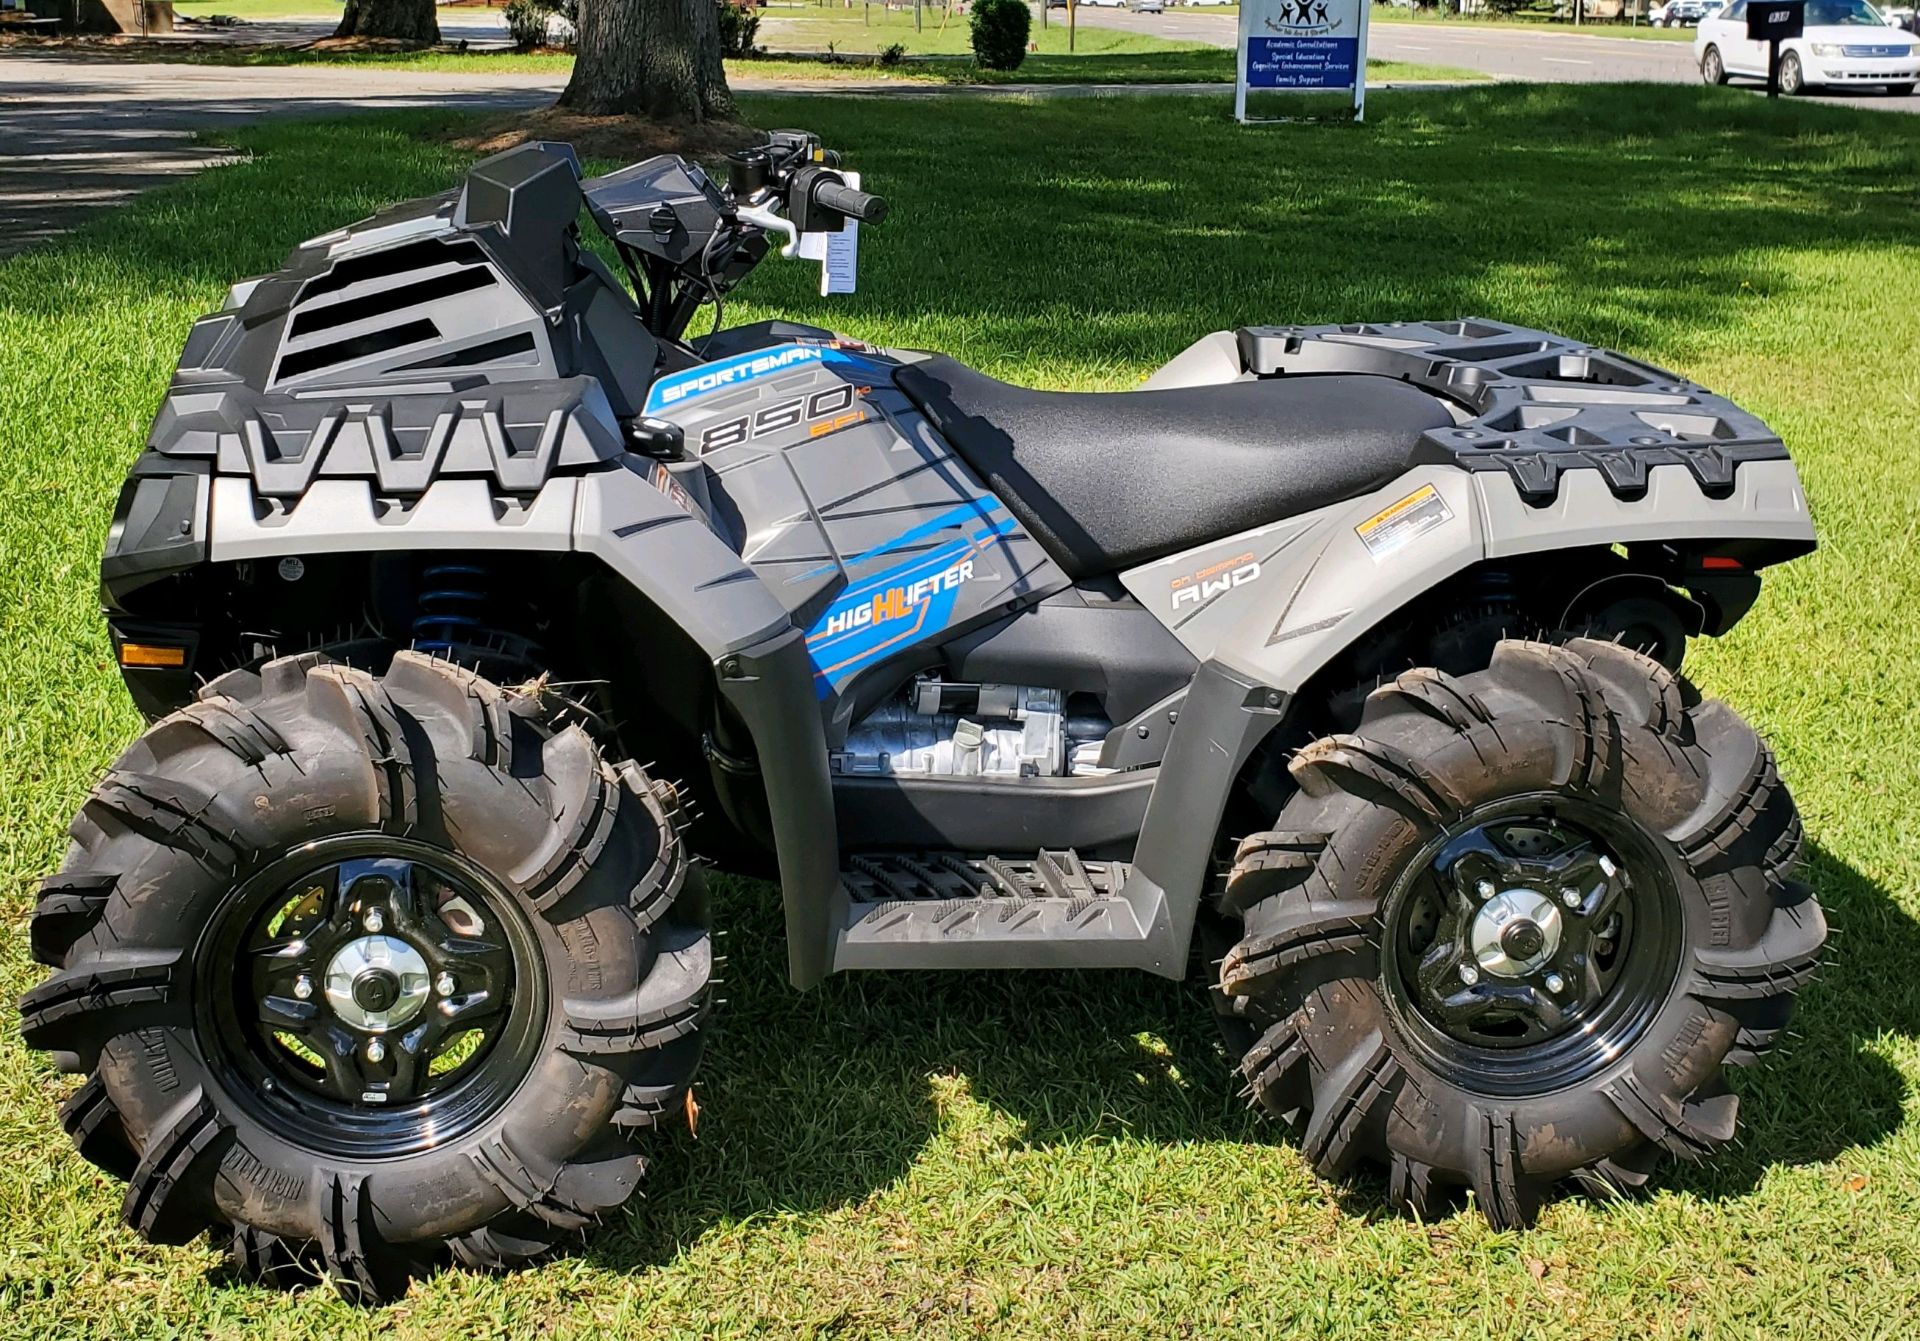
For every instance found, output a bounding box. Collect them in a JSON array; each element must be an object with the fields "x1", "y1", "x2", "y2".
[
  {"x1": 0, "y1": 51, "x2": 564, "y2": 256},
  {"x1": 1077, "y1": 8, "x2": 1920, "y2": 111}
]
